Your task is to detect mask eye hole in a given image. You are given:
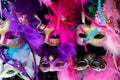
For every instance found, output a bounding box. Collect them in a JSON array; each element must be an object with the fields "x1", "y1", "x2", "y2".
[
  {"x1": 51, "y1": 34, "x2": 60, "y2": 39},
  {"x1": 79, "y1": 33, "x2": 86, "y2": 38},
  {"x1": 41, "y1": 62, "x2": 50, "y2": 67},
  {"x1": 77, "y1": 60, "x2": 88, "y2": 67},
  {"x1": 6, "y1": 70, "x2": 15, "y2": 74},
  {"x1": 89, "y1": 59, "x2": 106, "y2": 71},
  {"x1": 5, "y1": 31, "x2": 17, "y2": 39},
  {"x1": 55, "y1": 61, "x2": 64, "y2": 67},
  {"x1": 91, "y1": 60, "x2": 101, "y2": 67},
  {"x1": 94, "y1": 34, "x2": 104, "y2": 39}
]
